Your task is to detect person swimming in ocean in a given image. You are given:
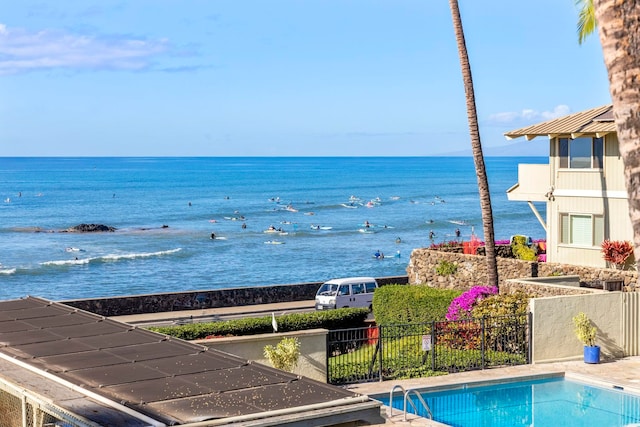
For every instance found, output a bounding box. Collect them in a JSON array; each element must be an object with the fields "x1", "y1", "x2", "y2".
[{"x1": 210, "y1": 232, "x2": 216, "y2": 239}]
